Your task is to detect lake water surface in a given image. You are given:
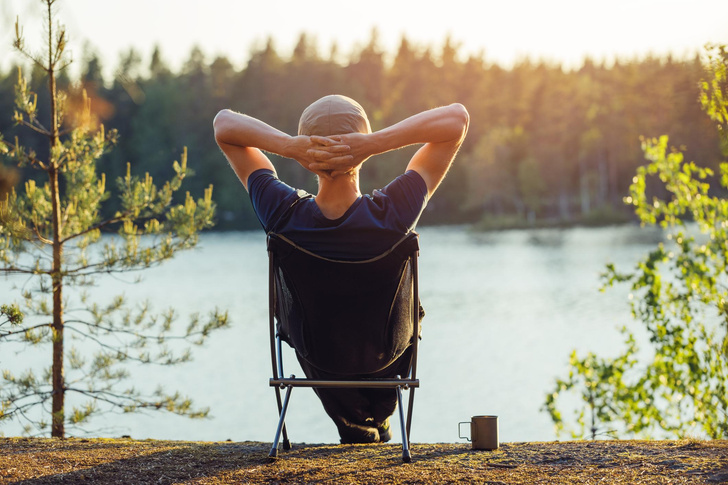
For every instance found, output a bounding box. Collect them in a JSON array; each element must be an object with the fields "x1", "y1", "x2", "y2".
[{"x1": 0, "y1": 225, "x2": 663, "y2": 443}]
